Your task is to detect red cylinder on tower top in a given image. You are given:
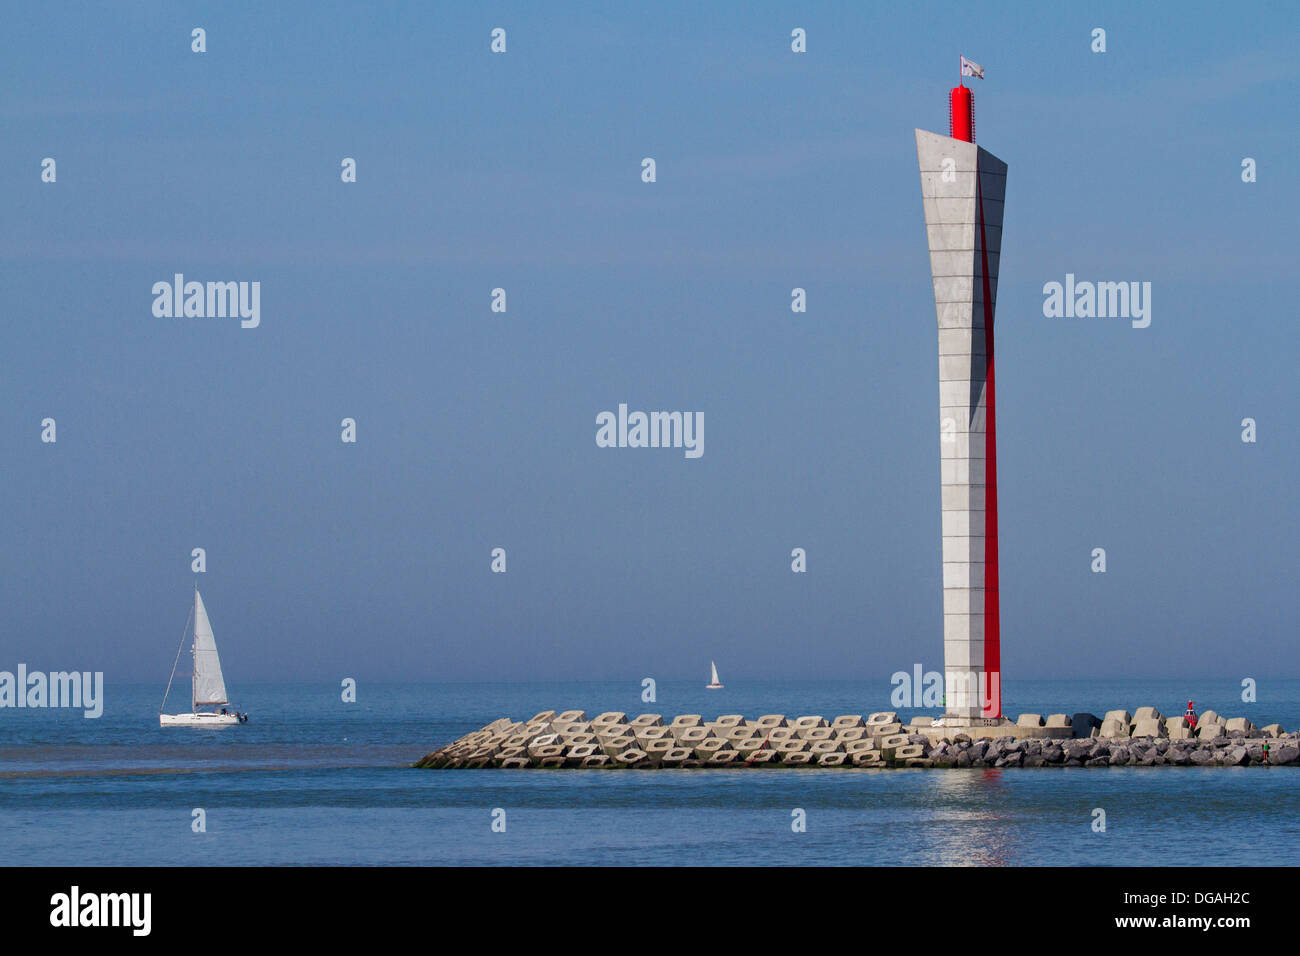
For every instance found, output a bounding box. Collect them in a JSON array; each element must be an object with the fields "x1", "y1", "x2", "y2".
[{"x1": 949, "y1": 84, "x2": 974, "y2": 142}]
